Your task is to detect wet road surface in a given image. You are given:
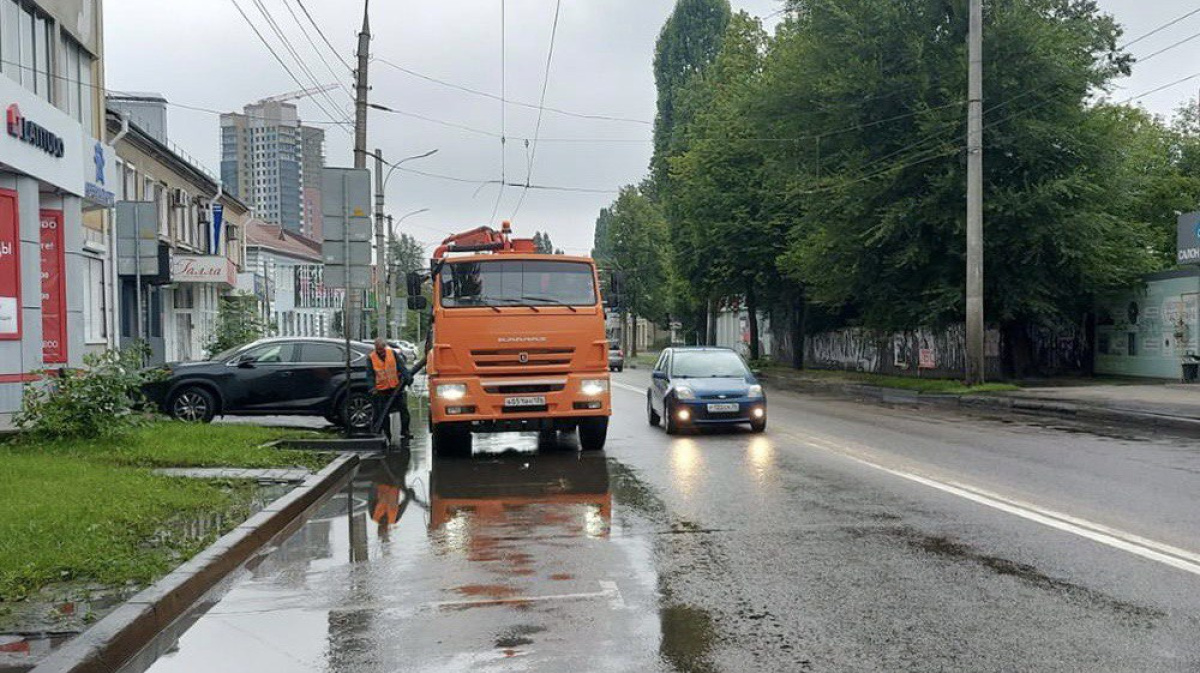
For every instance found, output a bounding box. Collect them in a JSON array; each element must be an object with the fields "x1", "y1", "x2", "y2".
[{"x1": 120, "y1": 371, "x2": 1200, "y2": 672}]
